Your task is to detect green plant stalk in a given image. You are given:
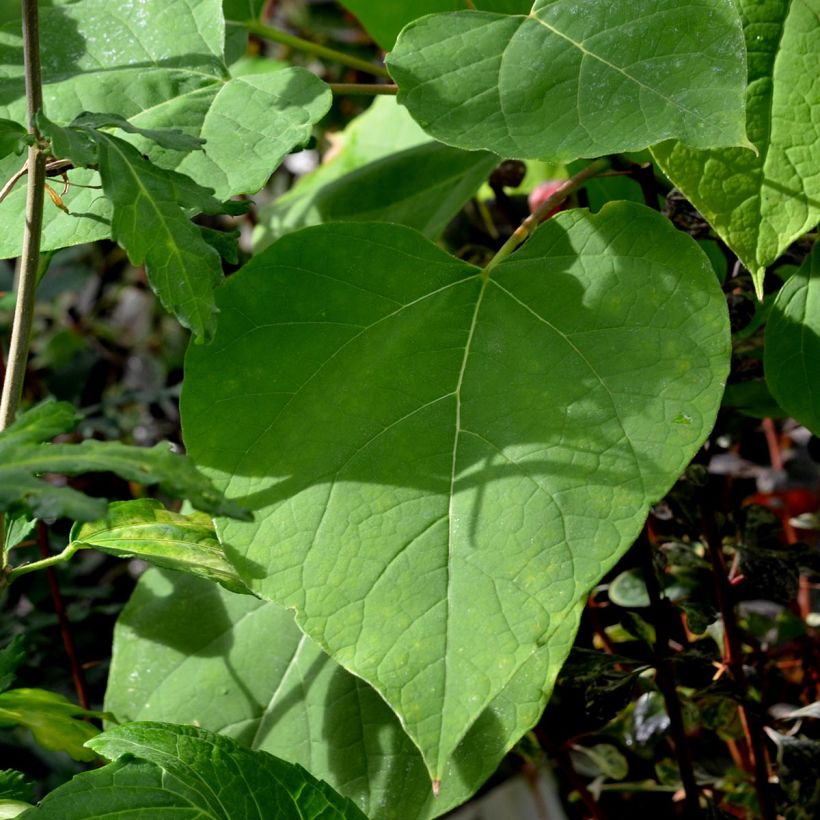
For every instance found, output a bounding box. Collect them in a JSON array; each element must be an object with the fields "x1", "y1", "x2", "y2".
[
  {"x1": 6, "y1": 541, "x2": 81, "y2": 582},
  {"x1": 1, "y1": 0, "x2": 46, "y2": 576},
  {"x1": 328, "y1": 83, "x2": 397, "y2": 96},
  {"x1": 237, "y1": 20, "x2": 391, "y2": 79},
  {"x1": 483, "y1": 158, "x2": 609, "y2": 277}
]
